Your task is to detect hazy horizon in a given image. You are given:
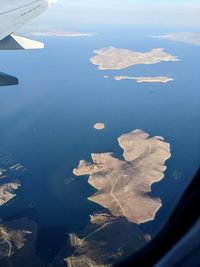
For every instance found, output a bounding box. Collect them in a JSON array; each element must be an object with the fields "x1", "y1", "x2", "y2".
[{"x1": 27, "y1": 0, "x2": 200, "y2": 30}]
